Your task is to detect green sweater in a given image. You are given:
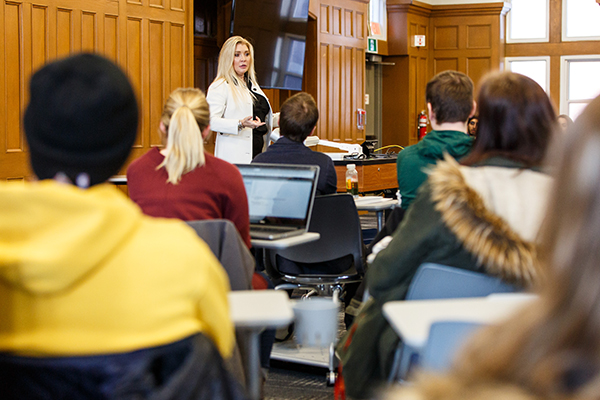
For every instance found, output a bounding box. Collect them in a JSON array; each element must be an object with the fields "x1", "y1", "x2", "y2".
[{"x1": 396, "y1": 130, "x2": 473, "y2": 209}]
